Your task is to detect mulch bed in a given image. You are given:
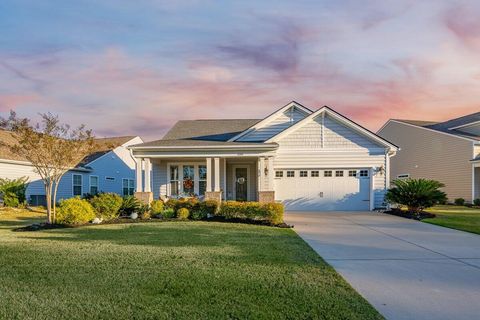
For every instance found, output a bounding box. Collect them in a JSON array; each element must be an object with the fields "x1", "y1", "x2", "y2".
[
  {"x1": 384, "y1": 208, "x2": 436, "y2": 220},
  {"x1": 13, "y1": 216, "x2": 292, "y2": 232}
]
